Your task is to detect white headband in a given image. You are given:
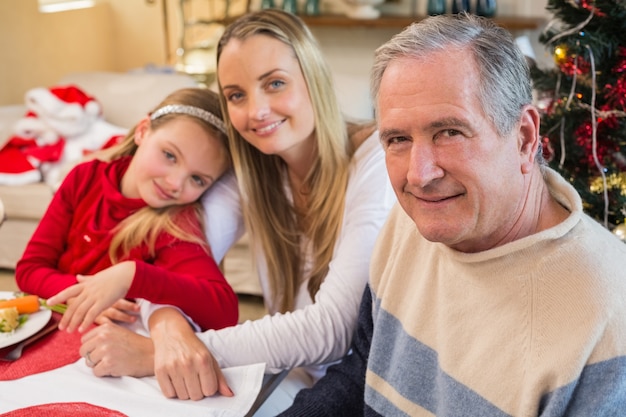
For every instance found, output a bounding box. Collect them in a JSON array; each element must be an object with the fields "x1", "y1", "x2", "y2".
[{"x1": 150, "y1": 104, "x2": 227, "y2": 135}]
